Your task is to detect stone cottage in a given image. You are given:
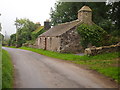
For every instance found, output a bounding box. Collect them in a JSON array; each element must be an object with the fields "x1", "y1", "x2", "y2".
[{"x1": 36, "y1": 6, "x2": 94, "y2": 53}]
